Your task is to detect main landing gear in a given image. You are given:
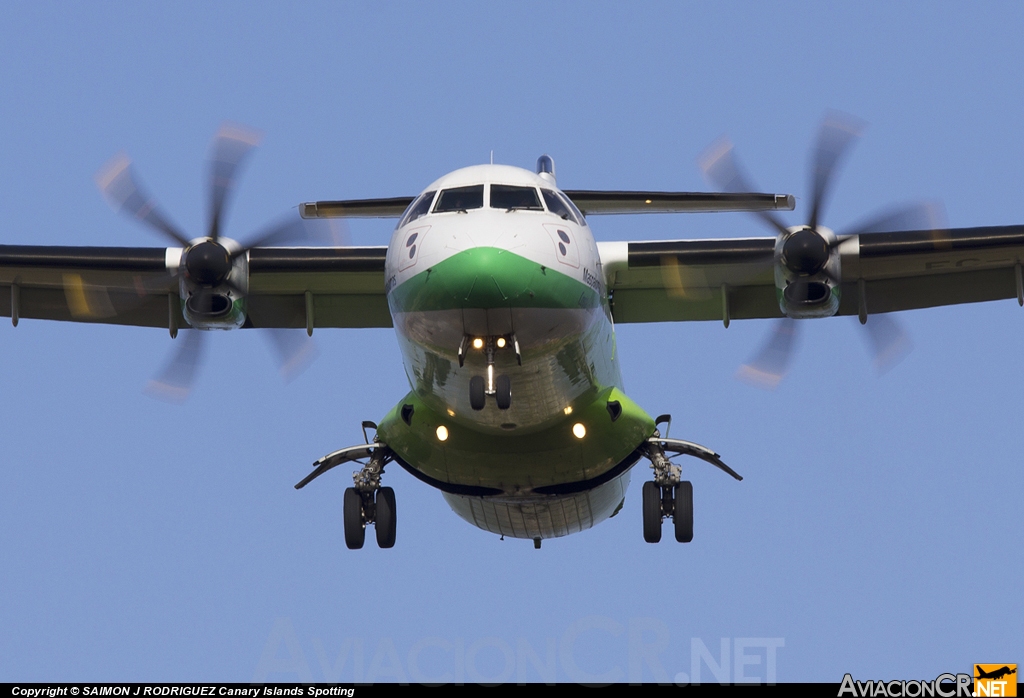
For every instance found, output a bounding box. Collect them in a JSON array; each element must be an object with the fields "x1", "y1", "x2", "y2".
[
  {"x1": 344, "y1": 446, "x2": 397, "y2": 550},
  {"x1": 294, "y1": 421, "x2": 397, "y2": 550},
  {"x1": 639, "y1": 415, "x2": 743, "y2": 544},
  {"x1": 642, "y1": 481, "x2": 693, "y2": 543},
  {"x1": 460, "y1": 334, "x2": 519, "y2": 411}
]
